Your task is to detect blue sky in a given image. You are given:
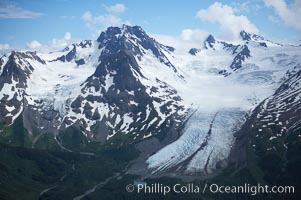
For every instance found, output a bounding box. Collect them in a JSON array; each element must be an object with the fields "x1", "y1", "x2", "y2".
[{"x1": 0, "y1": 0, "x2": 300, "y2": 51}]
